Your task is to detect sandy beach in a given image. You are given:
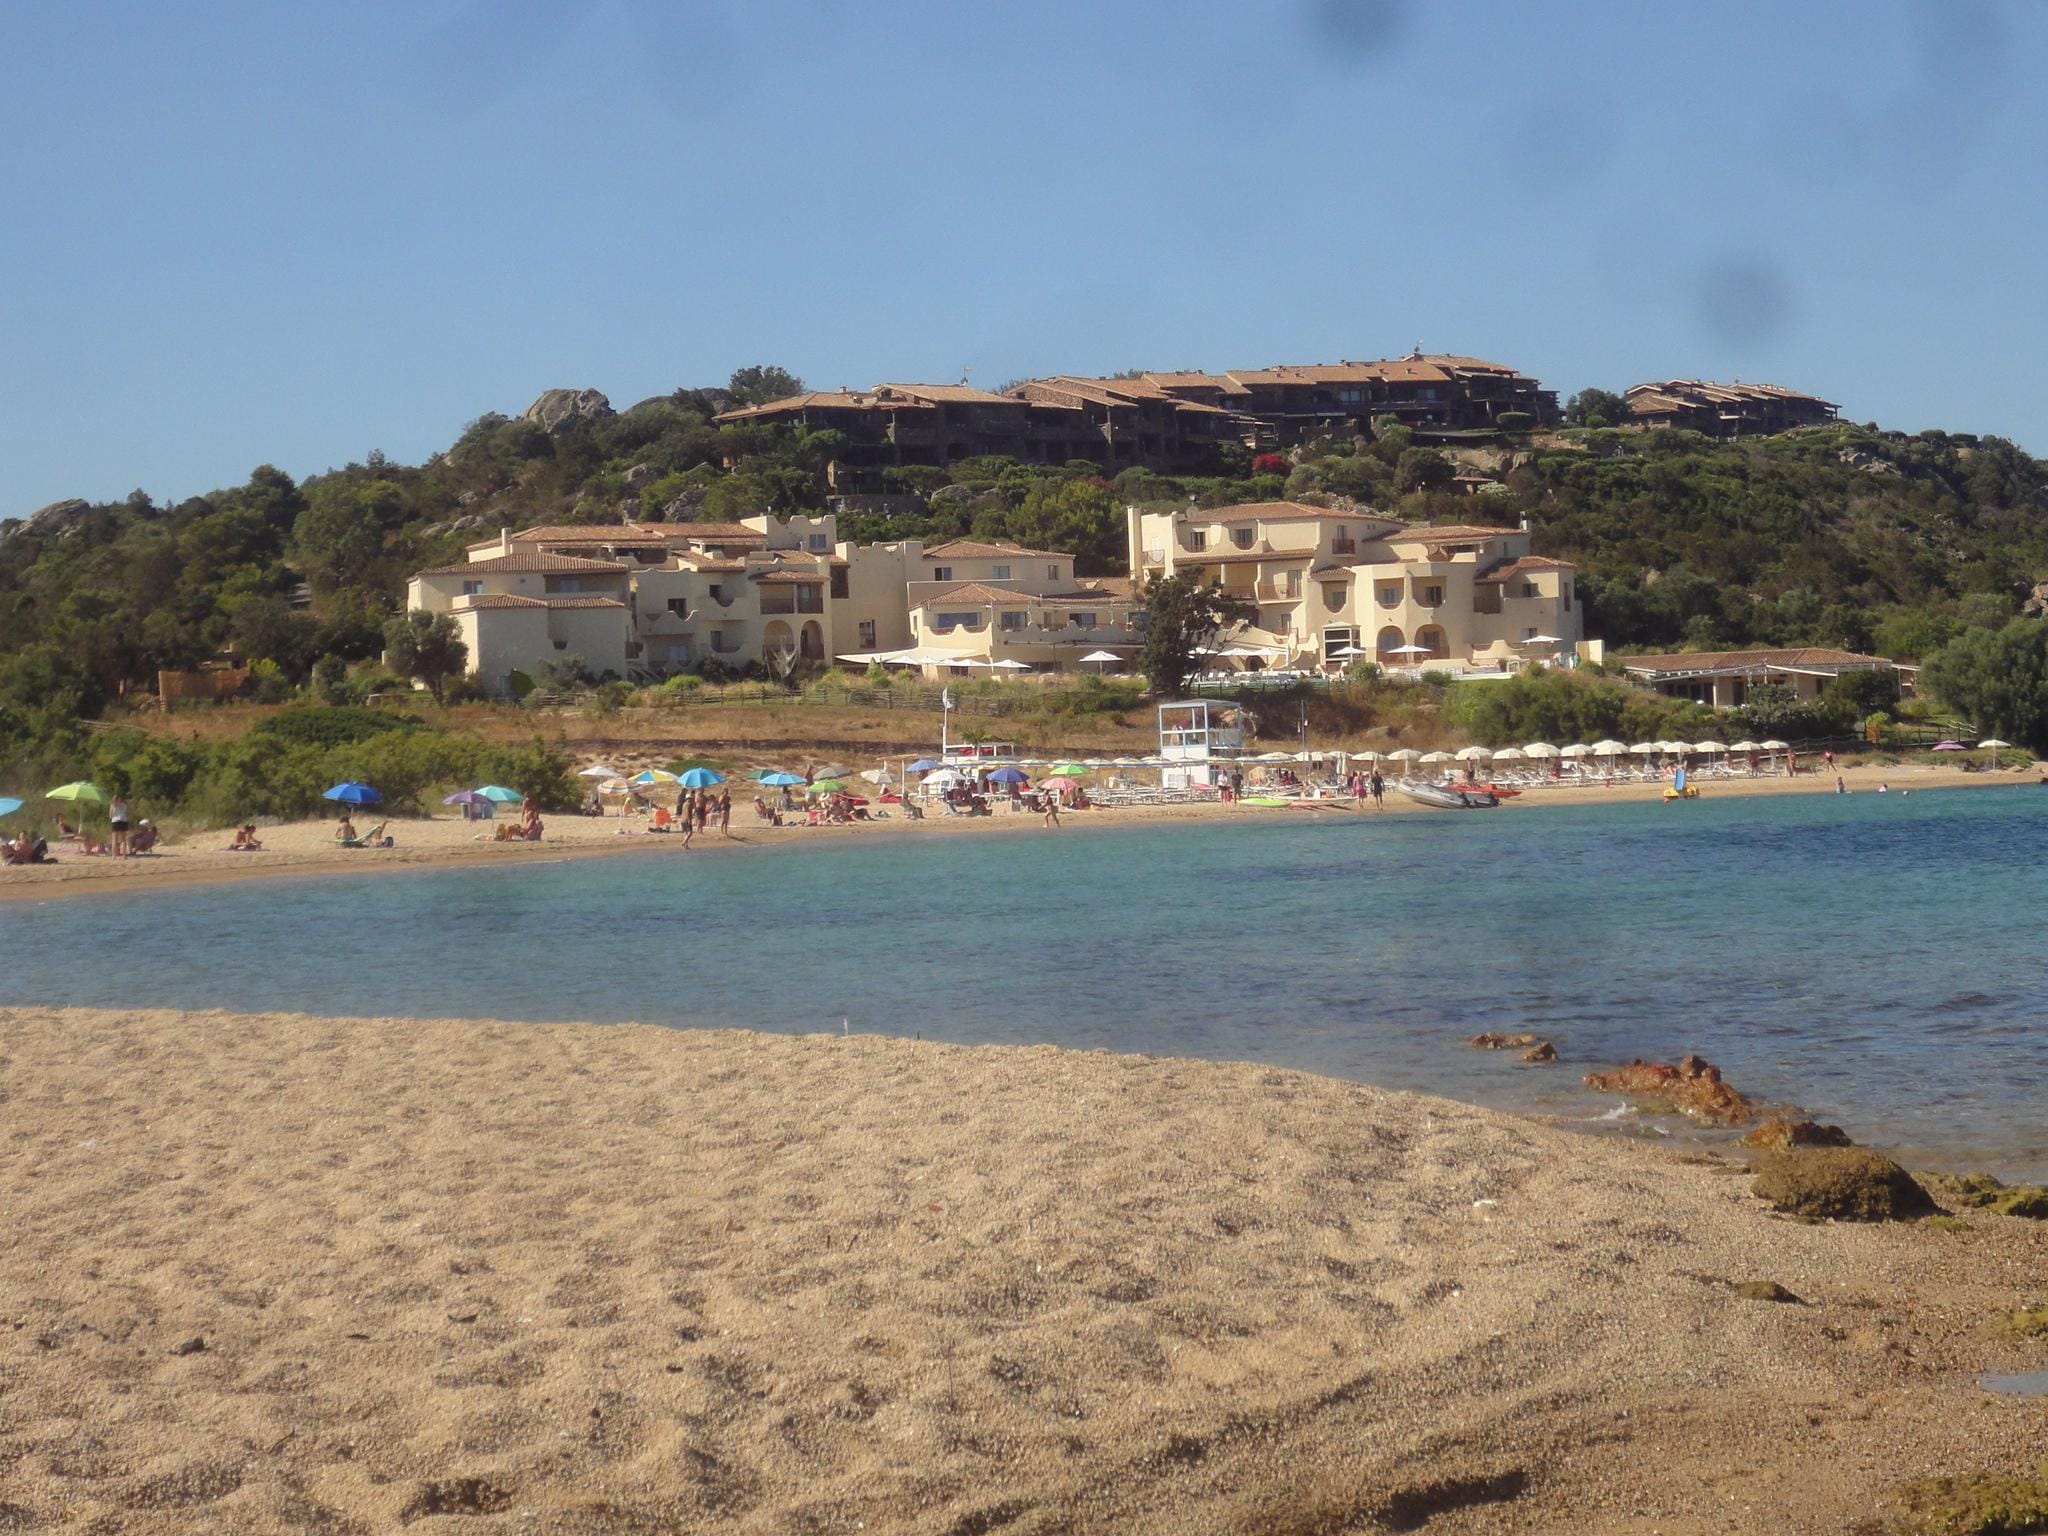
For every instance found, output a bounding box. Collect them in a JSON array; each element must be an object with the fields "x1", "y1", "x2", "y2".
[
  {"x1": 0, "y1": 1005, "x2": 2043, "y2": 1534},
  {"x1": 3, "y1": 760, "x2": 2036, "y2": 901}
]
